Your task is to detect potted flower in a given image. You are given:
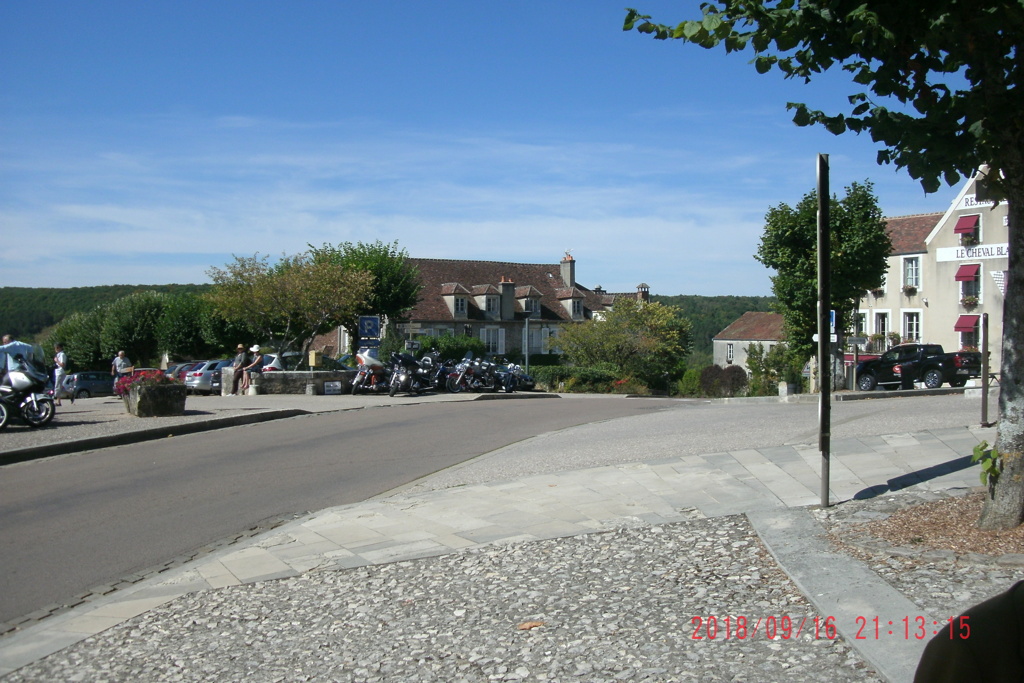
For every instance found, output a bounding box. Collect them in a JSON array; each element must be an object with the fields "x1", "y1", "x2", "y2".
[
  {"x1": 961, "y1": 295, "x2": 980, "y2": 309},
  {"x1": 870, "y1": 287, "x2": 885, "y2": 298},
  {"x1": 960, "y1": 233, "x2": 979, "y2": 247},
  {"x1": 868, "y1": 332, "x2": 886, "y2": 352},
  {"x1": 902, "y1": 284, "x2": 918, "y2": 296},
  {"x1": 117, "y1": 370, "x2": 187, "y2": 417},
  {"x1": 887, "y1": 332, "x2": 903, "y2": 347}
]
